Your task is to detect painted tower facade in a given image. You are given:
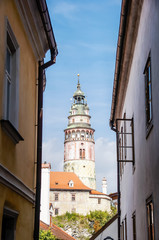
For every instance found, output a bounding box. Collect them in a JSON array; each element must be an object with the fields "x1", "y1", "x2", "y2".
[{"x1": 64, "y1": 75, "x2": 96, "y2": 189}]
